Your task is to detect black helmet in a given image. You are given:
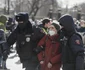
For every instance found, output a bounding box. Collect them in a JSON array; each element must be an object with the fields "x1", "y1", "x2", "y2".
[{"x1": 15, "y1": 12, "x2": 29, "y2": 22}]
